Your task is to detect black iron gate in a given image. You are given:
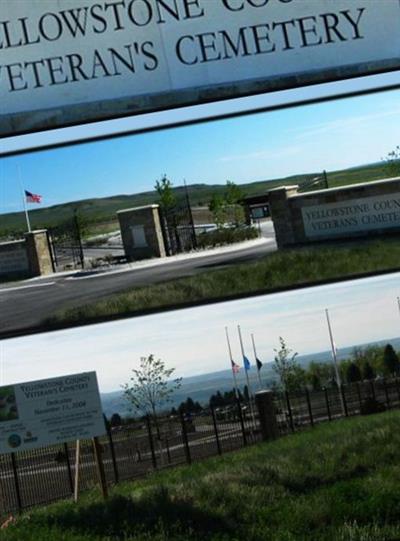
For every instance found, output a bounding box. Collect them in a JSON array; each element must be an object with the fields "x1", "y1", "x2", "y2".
[
  {"x1": 160, "y1": 200, "x2": 197, "y2": 256},
  {"x1": 48, "y1": 216, "x2": 84, "y2": 271}
]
